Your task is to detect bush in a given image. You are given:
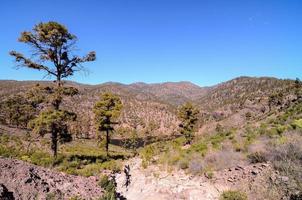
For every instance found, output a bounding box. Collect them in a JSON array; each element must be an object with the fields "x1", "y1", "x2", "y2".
[
  {"x1": 266, "y1": 128, "x2": 280, "y2": 138},
  {"x1": 0, "y1": 144, "x2": 20, "y2": 158},
  {"x1": 189, "y1": 140, "x2": 208, "y2": 155},
  {"x1": 267, "y1": 141, "x2": 302, "y2": 198},
  {"x1": 220, "y1": 190, "x2": 248, "y2": 200},
  {"x1": 276, "y1": 125, "x2": 287, "y2": 135},
  {"x1": 98, "y1": 175, "x2": 111, "y2": 189},
  {"x1": 46, "y1": 193, "x2": 57, "y2": 200},
  {"x1": 178, "y1": 158, "x2": 189, "y2": 169},
  {"x1": 245, "y1": 112, "x2": 252, "y2": 120},
  {"x1": 209, "y1": 131, "x2": 232, "y2": 149},
  {"x1": 98, "y1": 175, "x2": 117, "y2": 200},
  {"x1": 140, "y1": 145, "x2": 155, "y2": 167},
  {"x1": 204, "y1": 168, "x2": 214, "y2": 179},
  {"x1": 188, "y1": 156, "x2": 203, "y2": 175},
  {"x1": 243, "y1": 128, "x2": 258, "y2": 146},
  {"x1": 291, "y1": 119, "x2": 302, "y2": 129},
  {"x1": 100, "y1": 160, "x2": 122, "y2": 172},
  {"x1": 28, "y1": 151, "x2": 54, "y2": 167},
  {"x1": 204, "y1": 150, "x2": 245, "y2": 171},
  {"x1": 247, "y1": 151, "x2": 267, "y2": 163}
]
